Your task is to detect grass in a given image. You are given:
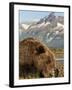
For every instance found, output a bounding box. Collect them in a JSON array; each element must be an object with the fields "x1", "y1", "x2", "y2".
[{"x1": 19, "y1": 71, "x2": 40, "y2": 79}]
